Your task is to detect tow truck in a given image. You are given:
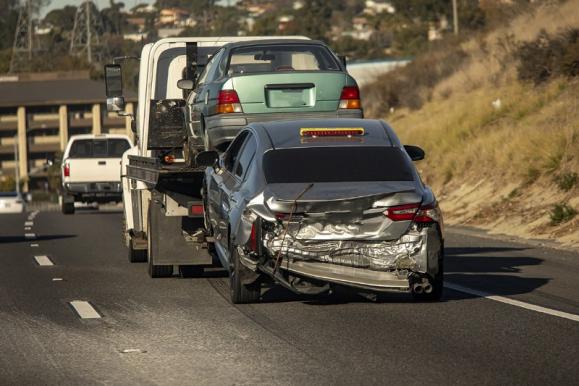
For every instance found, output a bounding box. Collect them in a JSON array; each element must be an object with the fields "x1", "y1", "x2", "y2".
[{"x1": 105, "y1": 37, "x2": 308, "y2": 277}]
